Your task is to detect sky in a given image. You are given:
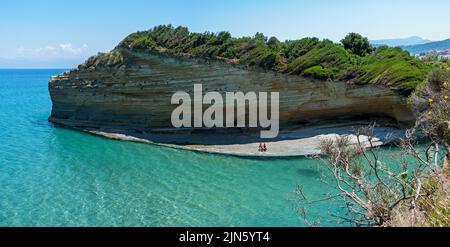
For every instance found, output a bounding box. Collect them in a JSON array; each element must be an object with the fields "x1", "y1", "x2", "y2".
[{"x1": 1, "y1": 0, "x2": 449, "y2": 68}]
